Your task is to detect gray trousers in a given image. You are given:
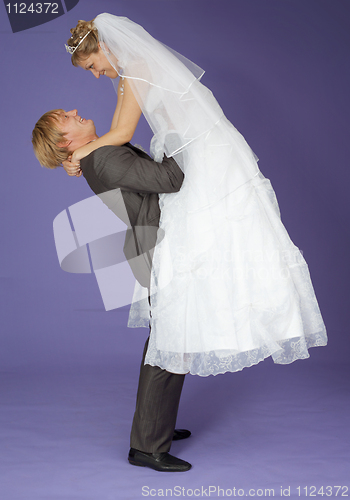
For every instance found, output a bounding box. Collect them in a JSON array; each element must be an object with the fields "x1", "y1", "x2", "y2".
[{"x1": 130, "y1": 337, "x2": 186, "y2": 453}]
